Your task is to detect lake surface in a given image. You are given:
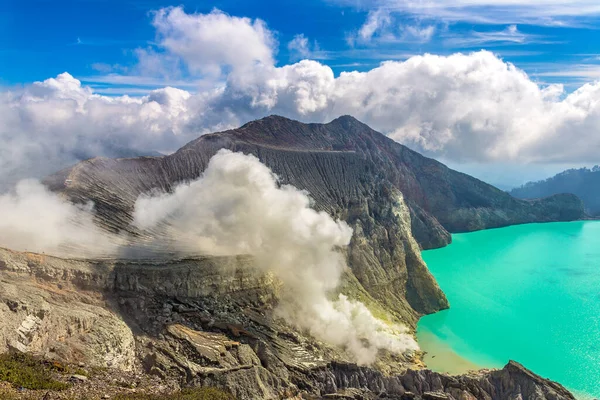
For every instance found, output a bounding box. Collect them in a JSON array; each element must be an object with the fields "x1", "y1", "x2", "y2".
[{"x1": 417, "y1": 221, "x2": 600, "y2": 399}]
